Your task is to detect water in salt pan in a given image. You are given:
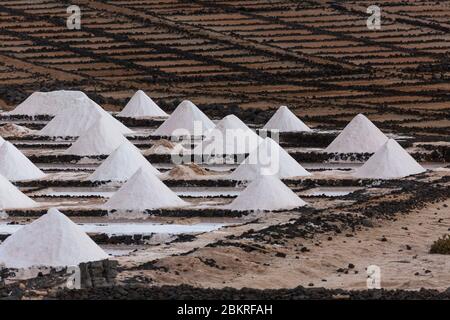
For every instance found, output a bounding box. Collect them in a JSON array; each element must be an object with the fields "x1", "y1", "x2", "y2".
[
  {"x1": 353, "y1": 139, "x2": 426, "y2": 179},
  {"x1": 0, "y1": 208, "x2": 108, "y2": 268},
  {"x1": 0, "y1": 222, "x2": 226, "y2": 236},
  {"x1": 325, "y1": 113, "x2": 388, "y2": 153},
  {"x1": 118, "y1": 90, "x2": 168, "y2": 118},
  {"x1": 153, "y1": 100, "x2": 215, "y2": 137},
  {"x1": 263, "y1": 106, "x2": 311, "y2": 132}
]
